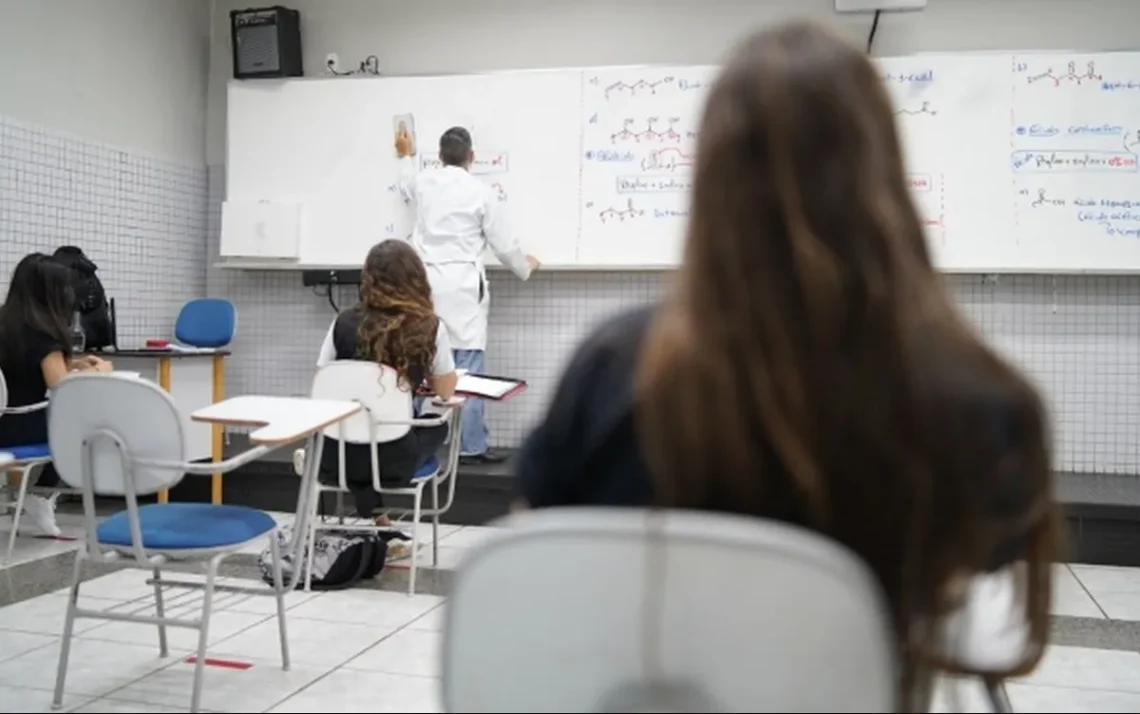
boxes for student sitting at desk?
[312,240,457,526]
[514,22,1060,710]
[0,253,112,536]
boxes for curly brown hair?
[355,240,438,388]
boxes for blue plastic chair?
[0,367,56,563]
[47,374,293,713]
[175,298,236,348]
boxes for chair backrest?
[443,508,897,713]
[311,361,414,444]
[48,373,188,496]
[175,298,236,348]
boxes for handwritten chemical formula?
[597,198,644,223]
[895,101,937,117]
[419,152,509,175]
[640,147,694,172]
[1011,150,1137,173]
[616,175,692,194]
[1023,61,1102,87]
[610,117,682,144]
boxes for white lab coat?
[398,157,532,350]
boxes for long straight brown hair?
[636,21,1060,708]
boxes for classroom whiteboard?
[225,52,1140,272]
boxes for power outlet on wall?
[325,53,340,74]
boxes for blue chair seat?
[5,443,50,461]
[410,456,440,483]
[97,503,276,550]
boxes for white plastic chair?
[443,508,897,712]
[0,366,57,563]
[302,361,463,595]
[46,373,296,713]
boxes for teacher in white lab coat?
[395,125,540,464]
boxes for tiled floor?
[5,512,1140,711]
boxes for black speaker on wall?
[230,6,303,79]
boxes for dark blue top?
[515,306,1033,571]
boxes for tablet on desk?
[455,373,527,401]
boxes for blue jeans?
[453,349,489,456]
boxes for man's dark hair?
[439,127,473,167]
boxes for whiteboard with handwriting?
[225,52,1140,272]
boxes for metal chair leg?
[983,676,1011,713]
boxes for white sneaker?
[21,493,61,537]
[292,449,305,476]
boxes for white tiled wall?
[206,166,1140,474]
[0,115,208,343]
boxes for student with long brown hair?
[515,21,1060,709]
[313,239,457,523]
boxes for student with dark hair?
[395,125,540,465]
[307,240,457,529]
[514,22,1061,710]
[0,253,112,535]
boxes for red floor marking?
[184,656,253,670]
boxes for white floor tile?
[210,616,397,667]
[76,570,166,602]
[80,609,270,650]
[408,604,445,632]
[0,638,182,696]
[71,698,204,713]
[1070,565,1140,621]
[1085,593,1140,621]
[1070,565,1140,594]
[266,669,441,713]
[104,656,327,713]
[344,628,441,677]
[0,592,113,635]
[393,544,471,571]
[0,535,81,569]
[217,585,323,616]
[1052,565,1105,618]
[1021,645,1140,692]
[1007,683,1140,712]
[0,683,90,712]
[436,526,501,549]
[286,588,443,628]
[0,629,56,662]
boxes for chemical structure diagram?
[1029,188,1066,208]
[640,147,694,172]
[596,76,675,99]
[488,182,507,202]
[599,198,644,223]
[894,101,937,117]
[1125,130,1140,153]
[1027,61,1101,86]
[610,117,683,144]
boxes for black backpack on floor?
[258,525,407,590]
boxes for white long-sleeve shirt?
[398,156,532,349]
[398,157,532,276]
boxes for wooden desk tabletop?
[191,395,360,446]
[106,349,232,359]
